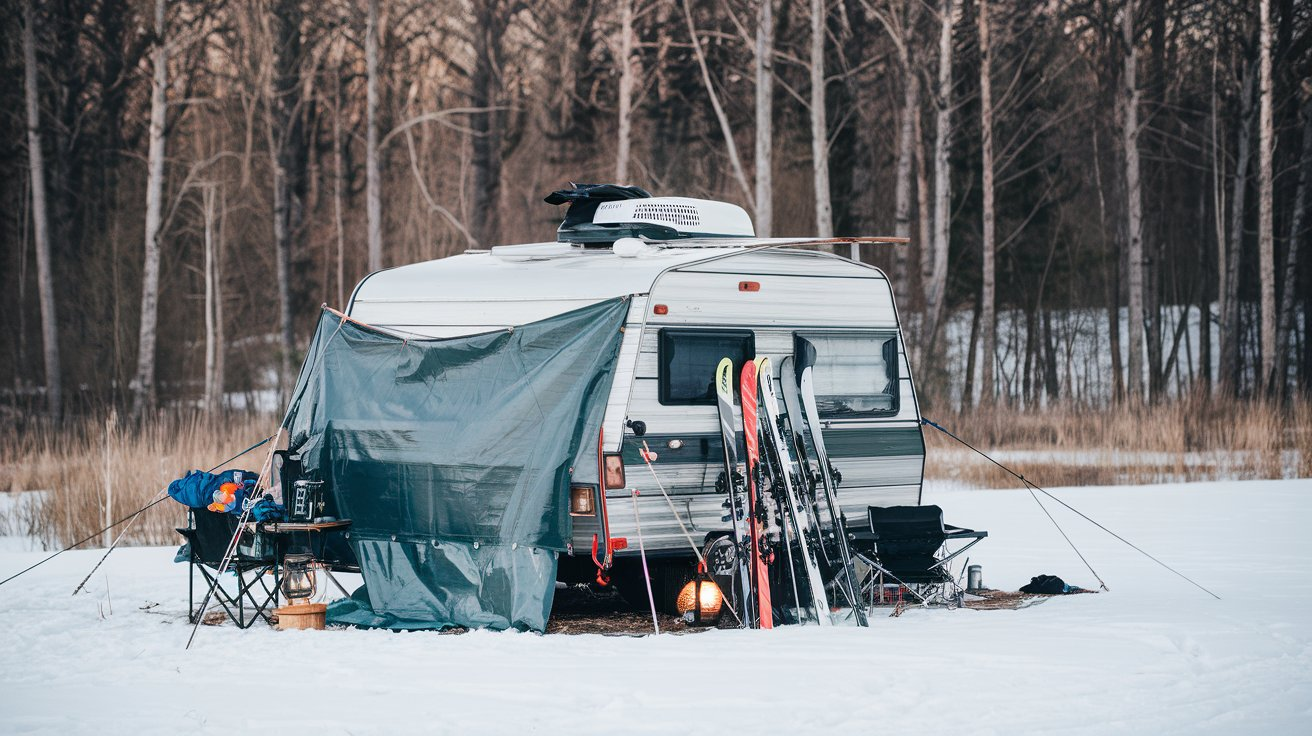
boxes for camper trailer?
[344,191,925,601]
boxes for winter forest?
[2,0,1310,422]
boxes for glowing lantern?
[676,573,723,625]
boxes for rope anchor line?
[921,417,1221,601]
[0,434,275,590]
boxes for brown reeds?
[924,392,1311,488]
[0,394,1307,549]
[0,411,277,549]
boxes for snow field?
[0,478,1309,734]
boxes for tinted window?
[796,332,899,417]
[659,329,755,405]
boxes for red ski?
[739,359,773,629]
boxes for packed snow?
[1,478,1309,734]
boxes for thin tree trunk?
[1199,186,1212,389]
[616,0,634,184]
[810,0,832,239]
[1257,0,1276,392]
[1209,56,1225,393]
[132,0,168,417]
[682,0,754,210]
[469,12,504,247]
[272,0,305,396]
[978,0,995,406]
[1274,98,1311,393]
[1043,309,1060,401]
[22,0,61,420]
[963,290,981,406]
[1121,0,1145,401]
[215,186,226,413]
[1222,65,1255,394]
[203,183,217,413]
[892,0,920,311]
[333,77,346,307]
[923,0,954,351]
[915,105,931,305]
[366,0,382,271]
[1094,127,1123,400]
[754,0,774,236]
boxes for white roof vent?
[592,197,753,238]
[546,183,756,245]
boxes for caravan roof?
[347,237,904,337]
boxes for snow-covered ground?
[1,478,1310,734]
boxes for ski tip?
[716,358,734,397]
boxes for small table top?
[253,519,353,534]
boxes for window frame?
[657,328,756,406]
[794,330,901,419]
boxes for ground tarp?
[283,297,629,631]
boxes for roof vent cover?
[545,183,754,245]
[629,202,701,228]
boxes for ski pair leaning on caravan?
[712,343,869,629]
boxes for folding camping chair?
[849,505,987,610]
[176,509,280,628]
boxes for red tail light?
[603,454,626,489]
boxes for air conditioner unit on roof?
[544,183,755,245]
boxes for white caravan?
[345,193,925,596]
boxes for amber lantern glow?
[676,576,723,625]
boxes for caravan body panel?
[346,241,925,558]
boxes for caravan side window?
[659,329,755,405]
[795,332,899,418]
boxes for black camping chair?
[849,505,987,610]
[176,509,280,628]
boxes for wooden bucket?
[275,602,327,631]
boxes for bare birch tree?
[22,0,61,420]
[1220,63,1254,393]
[754,0,774,236]
[1120,0,1145,401]
[616,0,635,183]
[202,182,219,413]
[883,0,920,310]
[1274,95,1310,393]
[922,0,955,350]
[810,0,832,239]
[978,0,995,405]
[367,0,383,272]
[131,0,169,417]
[270,0,307,395]
[1257,0,1275,392]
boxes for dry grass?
[0,411,278,549]
[925,392,1311,488]
[1,393,1307,550]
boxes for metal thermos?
[967,564,983,591]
